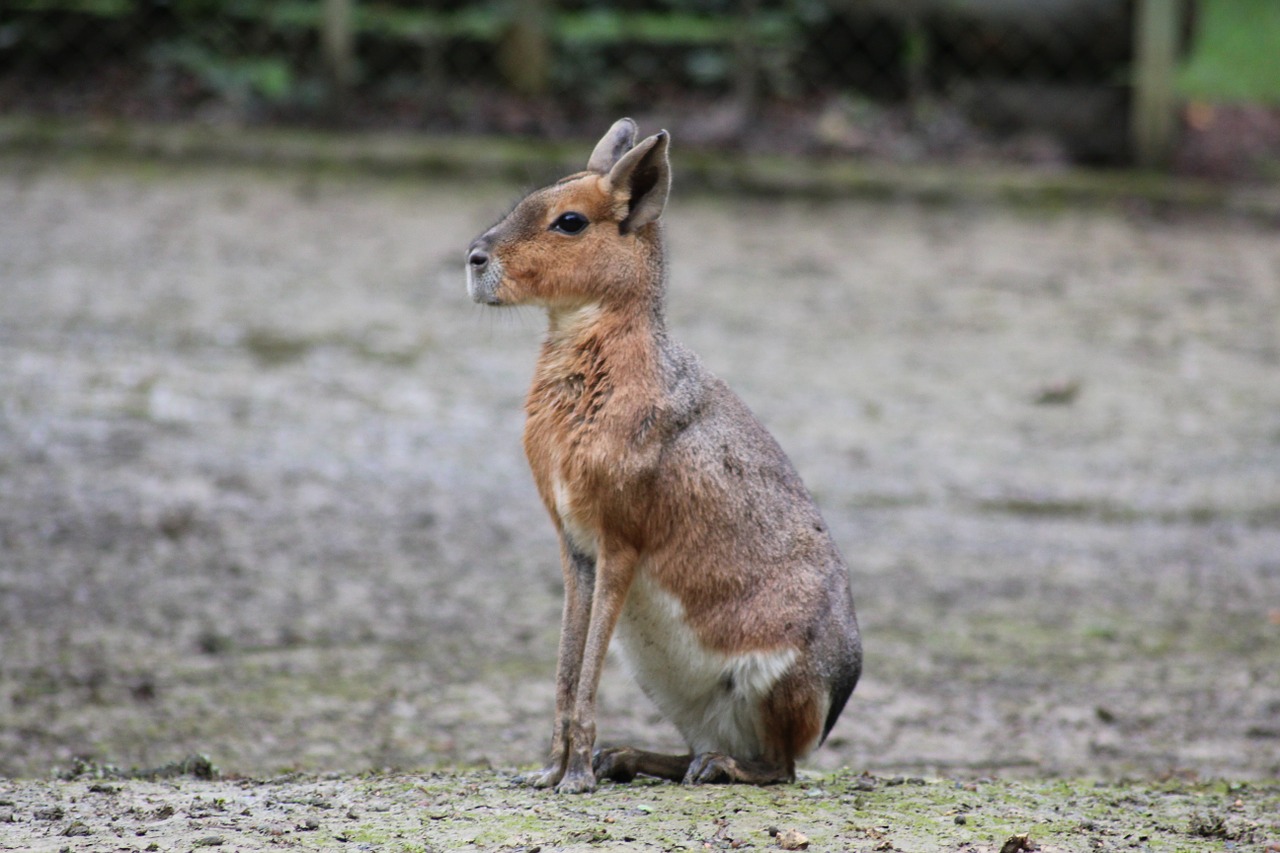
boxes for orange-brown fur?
[466,119,861,793]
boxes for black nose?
[468,247,489,269]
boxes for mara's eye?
[550,212,589,235]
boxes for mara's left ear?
[587,117,638,173]
[607,130,671,235]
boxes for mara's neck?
[532,296,671,411]
[543,297,664,362]
[537,230,669,389]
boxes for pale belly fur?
[614,570,801,759]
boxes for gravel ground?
[1,149,1278,812]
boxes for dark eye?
[550,212,589,235]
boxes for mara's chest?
[522,391,606,559]
[522,370,658,558]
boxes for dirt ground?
[1,149,1278,820]
[1,768,1277,852]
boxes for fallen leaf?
[999,833,1035,853]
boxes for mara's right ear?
[587,118,639,173]
[607,130,671,235]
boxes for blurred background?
[2,0,1278,178]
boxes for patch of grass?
[1177,0,1280,103]
[242,327,313,367]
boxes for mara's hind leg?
[593,747,692,783]
[687,664,836,785]
[594,660,833,788]
[677,665,824,786]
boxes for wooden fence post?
[732,0,761,123]
[1132,0,1182,168]
[324,0,357,106]
[498,0,552,98]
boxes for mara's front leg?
[555,545,639,794]
[527,541,594,789]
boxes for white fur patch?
[548,302,603,345]
[553,474,598,558]
[466,253,504,305]
[614,571,799,758]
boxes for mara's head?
[466,118,671,311]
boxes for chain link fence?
[0,1,1219,168]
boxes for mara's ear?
[607,130,671,235]
[587,117,638,173]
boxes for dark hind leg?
[595,661,828,787]
[593,747,692,783]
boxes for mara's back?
[614,337,862,758]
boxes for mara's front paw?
[554,767,597,794]
[523,762,564,789]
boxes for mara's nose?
[467,246,489,270]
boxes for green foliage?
[216,1,504,40]
[1177,0,1280,103]
[7,0,131,13]
[149,40,296,104]
[7,1,798,104]
[20,0,1280,114]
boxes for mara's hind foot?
[684,752,794,786]
[592,747,793,786]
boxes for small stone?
[849,775,877,792]
[777,828,809,850]
[954,815,968,825]
[193,836,225,847]
[62,821,92,837]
